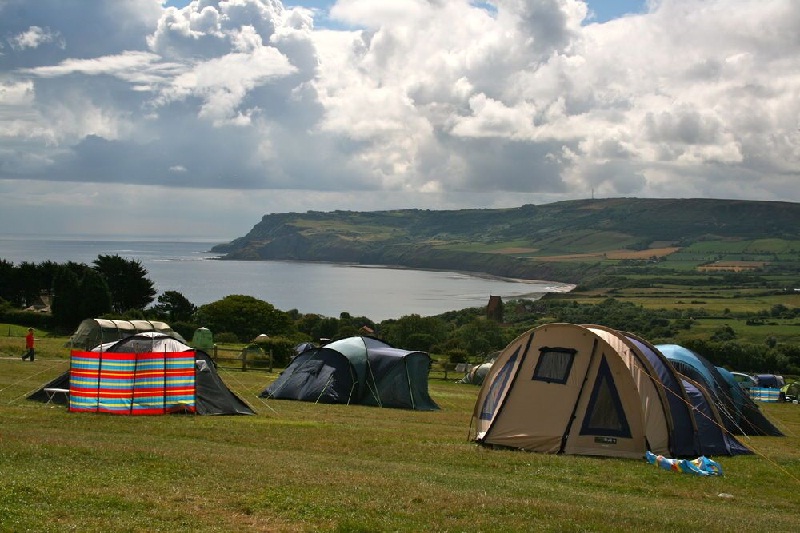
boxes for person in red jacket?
[22,328,35,361]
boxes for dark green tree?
[382,314,448,351]
[93,255,156,313]
[336,312,366,338]
[196,295,295,343]
[0,259,19,305]
[770,304,789,317]
[297,313,323,337]
[766,336,778,349]
[51,266,82,329]
[315,317,340,341]
[17,261,40,308]
[78,268,112,319]
[152,290,196,322]
[297,313,341,342]
[711,325,736,342]
[453,318,506,357]
[37,260,62,299]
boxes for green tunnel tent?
[67,318,186,350]
[261,336,439,410]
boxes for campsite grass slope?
[2,352,799,532]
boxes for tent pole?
[130,351,138,415]
[315,375,335,404]
[95,346,103,413]
[364,352,381,407]
[404,360,415,409]
[67,348,73,411]
[162,344,167,415]
[191,349,197,414]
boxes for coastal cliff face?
[212,198,800,283]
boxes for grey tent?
[29,332,254,416]
[457,362,493,385]
[68,318,186,350]
[754,374,784,388]
[261,336,439,410]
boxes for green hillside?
[213,198,800,286]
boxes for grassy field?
[1,332,799,532]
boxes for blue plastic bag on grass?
[645,451,723,476]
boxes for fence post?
[213,344,218,362]
[443,362,448,381]
[269,349,273,373]
[242,349,247,372]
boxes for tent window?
[479,347,520,420]
[532,347,576,384]
[579,355,632,438]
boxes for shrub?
[241,345,268,368]
[0,309,51,330]
[215,331,239,344]
[446,349,470,364]
[171,320,199,342]
[254,336,297,368]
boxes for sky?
[1,1,798,240]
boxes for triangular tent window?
[479,346,520,421]
[579,355,632,438]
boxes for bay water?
[0,235,573,322]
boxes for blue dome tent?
[656,344,783,437]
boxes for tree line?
[2,256,798,375]
[1,255,158,329]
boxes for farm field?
[2,347,799,532]
[556,285,800,315]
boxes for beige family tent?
[470,323,751,459]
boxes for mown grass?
[2,343,799,532]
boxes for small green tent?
[191,327,214,353]
[782,381,800,402]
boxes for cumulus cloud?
[9,26,64,51]
[0,0,799,238]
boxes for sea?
[0,235,573,322]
